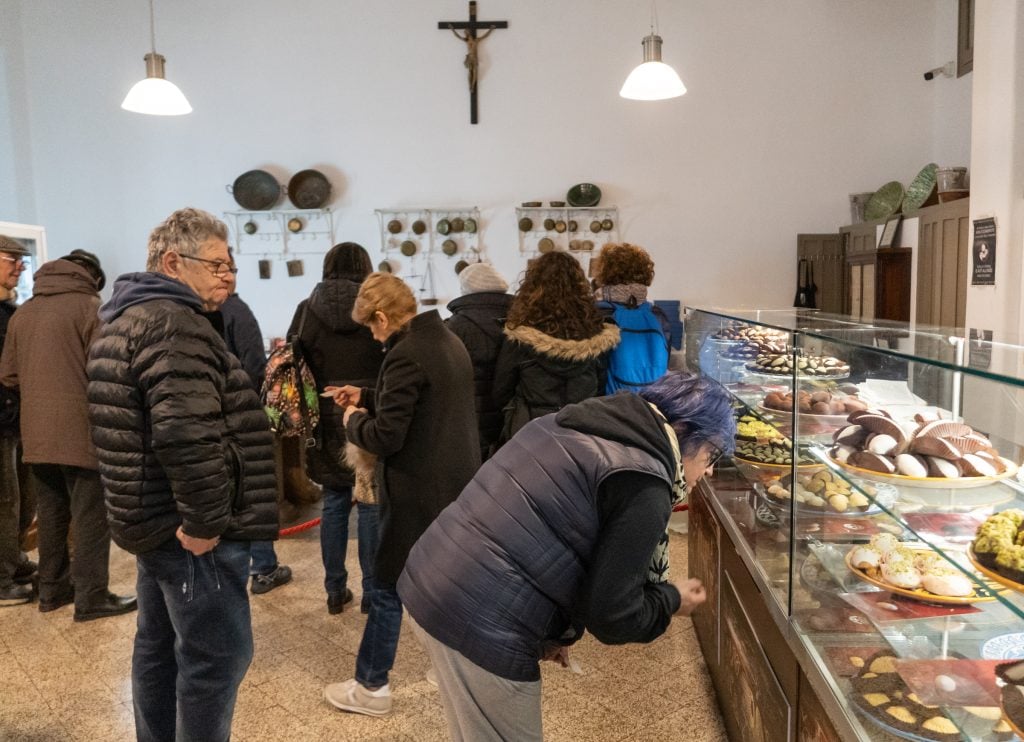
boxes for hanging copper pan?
[287,169,332,209]
[228,169,282,210]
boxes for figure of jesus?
[450,24,495,90]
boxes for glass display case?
[686,307,1024,742]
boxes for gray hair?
[146,208,228,272]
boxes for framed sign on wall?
[0,221,48,305]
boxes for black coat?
[87,272,278,554]
[346,310,480,583]
[492,323,620,444]
[444,291,512,460]
[288,278,384,489]
[0,301,18,434]
[221,294,267,390]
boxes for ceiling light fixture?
[619,3,686,101]
[121,0,192,116]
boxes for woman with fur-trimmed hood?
[493,252,620,445]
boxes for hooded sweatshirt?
[87,271,278,553]
[0,259,101,468]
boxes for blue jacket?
[398,392,678,681]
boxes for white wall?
[0,0,35,221]
[4,0,966,337]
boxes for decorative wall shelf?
[224,208,336,255]
[375,207,483,304]
[515,205,620,276]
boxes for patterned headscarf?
[647,403,686,584]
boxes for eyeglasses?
[704,441,724,469]
[179,254,238,277]
[0,254,25,268]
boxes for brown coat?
[0,259,101,469]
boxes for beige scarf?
[647,403,686,584]
[344,441,379,505]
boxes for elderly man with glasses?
[0,236,36,606]
[86,208,278,742]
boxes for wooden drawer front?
[688,486,720,672]
[797,672,842,742]
[720,570,793,742]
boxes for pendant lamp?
[121,0,192,116]
[619,4,686,101]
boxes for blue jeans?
[249,540,278,576]
[320,487,379,600]
[132,538,253,742]
[355,580,403,688]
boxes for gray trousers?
[412,619,543,742]
[0,434,34,585]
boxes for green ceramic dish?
[901,163,938,213]
[436,219,451,235]
[464,218,477,234]
[567,182,601,208]
[865,181,904,221]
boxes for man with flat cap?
[0,248,136,621]
[0,236,35,605]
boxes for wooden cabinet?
[915,199,970,329]
[874,248,912,322]
[797,234,844,314]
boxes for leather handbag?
[794,259,818,309]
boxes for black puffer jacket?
[288,277,383,490]
[445,291,512,460]
[87,272,278,554]
[492,323,620,444]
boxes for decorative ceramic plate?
[901,163,938,213]
[968,548,1024,594]
[865,181,905,221]
[982,633,1024,660]
[830,457,1019,490]
[745,367,850,382]
[567,182,601,208]
[845,550,996,605]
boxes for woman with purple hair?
[397,372,736,741]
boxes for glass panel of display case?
[686,307,1024,741]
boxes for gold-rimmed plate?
[968,547,1024,594]
[845,549,998,605]
[830,456,1019,490]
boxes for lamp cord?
[148,0,156,53]
[650,0,658,35]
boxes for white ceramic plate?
[982,632,1024,660]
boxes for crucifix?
[438,1,508,124]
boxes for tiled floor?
[1,524,725,741]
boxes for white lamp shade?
[619,61,686,100]
[121,77,192,116]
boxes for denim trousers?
[355,580,403,688]
[0,434,33,585]
[249,541,278,576]
[31,463,111,607]
[132,537,253,742]
[320,486,379,600]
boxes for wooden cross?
[438,1,508,124]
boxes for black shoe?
[39,588,74,613]
[13,558,38,585]
[327,588,354,615]
[73,592,137,622]
[251,565,293,595]
[0,582,34,607]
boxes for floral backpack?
[261,306,320,444]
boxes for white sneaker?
[425,666,438,688]
[324,679,393,717]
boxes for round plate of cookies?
[745,351,850,380]
[969,510,1024,593]
[759,469,884,516]
[757,388,867,427]
[829,412,1019,490]
[846,534,998,605]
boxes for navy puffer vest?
[398,412,671,682]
